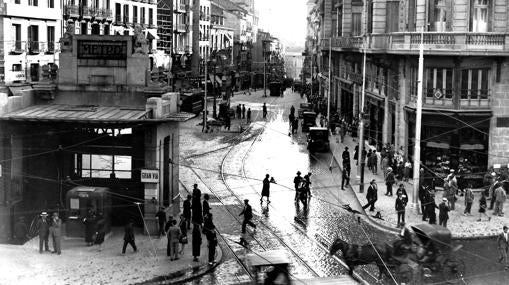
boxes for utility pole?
[327,38,332,127]
[263,52,267,97]
[412,26,425,206]
[203,49,208,132]
[191,0,200,76]
[358,1,368,193]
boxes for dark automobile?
[302,111,317,132]
[269,81,283,96]
[298,103,314,118]
[307,127,330,152]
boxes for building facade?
[316,0,509,186]
[1,0,62,84]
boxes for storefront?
[339,81,354,124]
[366,95,384,149]
[410,111,490,188]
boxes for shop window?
[460,68,489,100]
[351,13,362,36]
[76,154,132,179]
[425,67,453,99]
[471,0,490,32]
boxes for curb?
[329,132,498,241]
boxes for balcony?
[410,88,490,110]
[27,41,41,54]
[46,42,57,54]
[322,32,509,56]
[10,41,25,54]
[64,5,79,19]
[175,24,187,33]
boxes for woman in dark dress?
[192,224,202,262]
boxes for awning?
[0,104,194,124]
[146,30,159,40]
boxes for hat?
[244,199,249,203]
[297,171,301,175]
[442,198,448,202]
[40,212,48,216]
[450,169,455,173]
[371,179,376,183]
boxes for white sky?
[256,0,307,48]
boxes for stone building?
[315,0,509,186]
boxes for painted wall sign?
[77,40,128,60]
[141,169,159,183]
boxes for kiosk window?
[76,154,132,179]
[70,198,79,209]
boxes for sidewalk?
[0,227,222,285]
[329,132,509,239]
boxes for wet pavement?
[178,89,509,285]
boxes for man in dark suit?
[37,212,50,253]
[49,212,62,254]
[362,179,378,212]
[239,199,256,234]
[497,226,509,268]
[122,220,137,254]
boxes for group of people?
[154,184,218,265]
[293,171,312,209]
[36,211,63,254]
[235,104,252,124]
[83,210,106,250]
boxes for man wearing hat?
[36,212,50,253]
[385,167,395,196]
[49,212,62,254]
[496,225,509,268]
[239,199,256,234]
[362,179,378,212]
[293,171,302,202]
[439,198,450,228]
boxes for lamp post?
[358,1,368,193]
[412,25,425,207]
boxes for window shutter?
[446,0,453,31]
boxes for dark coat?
[183,199,192,218]
[342,150,350,161]
[366,184,378,202]
[439,202,450,220]
[83,214,96,243]
[262,177,270,197]
[155,210,166,225]
[240,204,253,220]
[395,197,407,212]
[192,225,202,257]
[386,172,395,185]
[192,197,203,224]
[124,223,135,241]
[37,218,50,238]
[203,200,210,217]
[396,187,408,204]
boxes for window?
[29,0,38,6]
[336,6,343,36]
[149,8,153,25]
[106,0,110,10]
[15,0,20,4]
[12,64,22,71]
[425,67,453,99]
[352,13,361,36]
[91,24,100,35]
[367,0,373,33]
[81,22,88,35]
[461,68,489,99]
[471,0,489,32]
[133,6,138,23]
[47,26,55,51]
[141,7,145,24]
[123,5,129,23]
[115,3,121,22]
[429,0,450,31]
[410,66,418,97]
[48,0,54,8]
[76,154,132,179]
[27,25,39,46]
[385,1,399,33]
[104,24,110,35]
[12,24,21,48]
[408,0,416,31]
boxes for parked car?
[298,103,314,118]
[307,127,330,153]
[302,111,317,132]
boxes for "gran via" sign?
[141,169,159,183]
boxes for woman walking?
[477,192,491,222]
[192,223,202,262]
[178,215,188,254]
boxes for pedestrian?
[167,220,181,261]
[381,156,389,179]
[489,179,498,210]
[262,103,267,119]
[239,199,256,234]
[292,118,299,135]
[236,104,241,119]
[426,192,438,225]
[303,172,312,199]
[370,151,378,175]
[354,145,359,166]
[396,184,408,204]
[362,179,378,212]
[178,215,188,254]
[192,223,202,262]
[183,194,192,229]
[419,185,429,221]
[94,218,106,252]
[395,194,407,228]
[477,191,490,222]
[293,171,302,202]
[261,174,272,204]
[49,212,62,255]
[203,194,211,218]
[247,108,251,123]
[122,219,137,254]
[290,105,295,116]
[448,169,459,196]
[341,168,350,190]
[224,114,231,131]
[385,167,395,196]
[404,160,412,182]
[36,212,50,253]
[438,198,450,228]
[155,207,167,238]
[340,123,346,143]
[367,150,373,172]
[206,227,218,265]
[83,210,96,246]
[203,212,216,236]
[493,182,507,217]
[192,185,203,226]
[497,226,509,268]
[289,112,295,128]
[464,186,474,216]
[442,178,455,211]
[242,104,246,119]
